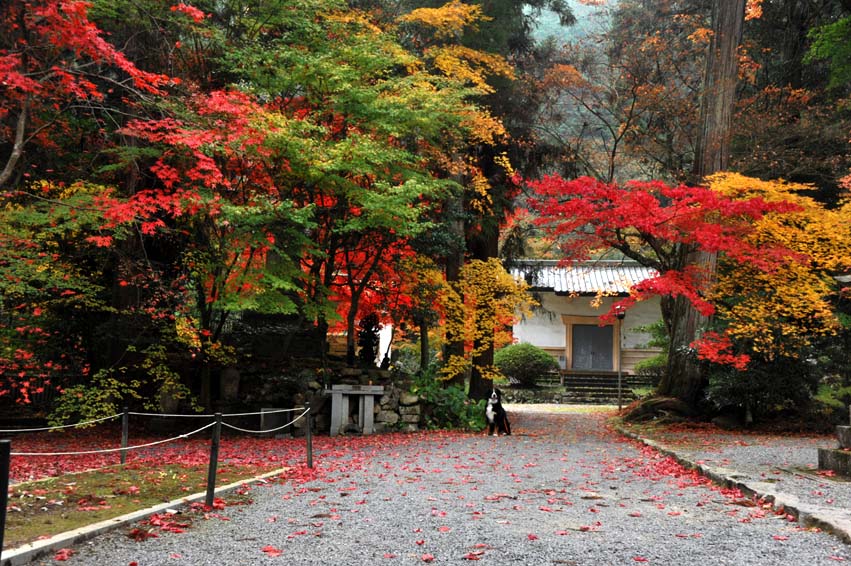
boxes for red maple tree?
[526,174,800,378]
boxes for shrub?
[634,355,666,387]
[494,343,559,387]
[633,319,668,387]
[411,372,485,431]
[705,353,820,423]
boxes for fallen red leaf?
[54,548,75,561]
[422,554,435,562]
[262,545,283,557]
[127,528,157,541]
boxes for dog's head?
[488,388,502,405]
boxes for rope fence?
[0,413,121,434]
[126,407,305,419]
[221,408,310,435]
[0,403,315,562]
[9,421,218,457]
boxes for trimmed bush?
[494,343,559,387]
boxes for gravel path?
[620,418,851,532]
[36,405,851,565]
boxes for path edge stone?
[616,424,851,545]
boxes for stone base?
[837,426,851,449]
[818,448,851,476]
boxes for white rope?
[221,409,309,434]
[10,421,217,457]
[222,407,304,417]
[0,413,121,433]
[127,411,215,418]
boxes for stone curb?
[0,467,290,566]
[616,425,851,545]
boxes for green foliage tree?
[2,0,512,415]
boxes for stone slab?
[818,447,851,477]
[837,426,851,449]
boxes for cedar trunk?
[692,0,746,180]
[658,296,706,407]
[443,206,466,388]
[657,0,745,408]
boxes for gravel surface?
[624,420,851,517]
[35,405,851,565]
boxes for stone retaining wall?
[288,372,421,436]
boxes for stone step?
[541,374,654,386]
[563,376,653,385]
[561,393,636,405]
[563,386,638,395]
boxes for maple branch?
[74,65,161,103]
[13,190,103,212]
[529,122,603,179]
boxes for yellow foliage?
[395,1,513,150]
[398,0,489,40]
[708,172,851,357]
[328,10,384,34]
[440,258,536,382]
[460,108,507,145]
[467,168,492,215]
[427,45,515,95]
[494,152,514,178]
[174,313,202,348]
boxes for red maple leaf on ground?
[262,545,283,557]
[54,548,75,561]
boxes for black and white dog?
[485,388,511,436]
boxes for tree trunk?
[692,0,746,179]
[658,296,706,406]
[418,317,430,373]
[468,337,494,401]
[199,354,212,411]
[657,0,745,409]
[466,221,501,402]
[443,202,466,388]
[346,307,357,367]
[0,99,28,188]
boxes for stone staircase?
[559,372,655,405]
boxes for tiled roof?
[510,260,657,295]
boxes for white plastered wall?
[513,293,663,373]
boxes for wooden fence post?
[0,440,10,562]
[205,414,222,507]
